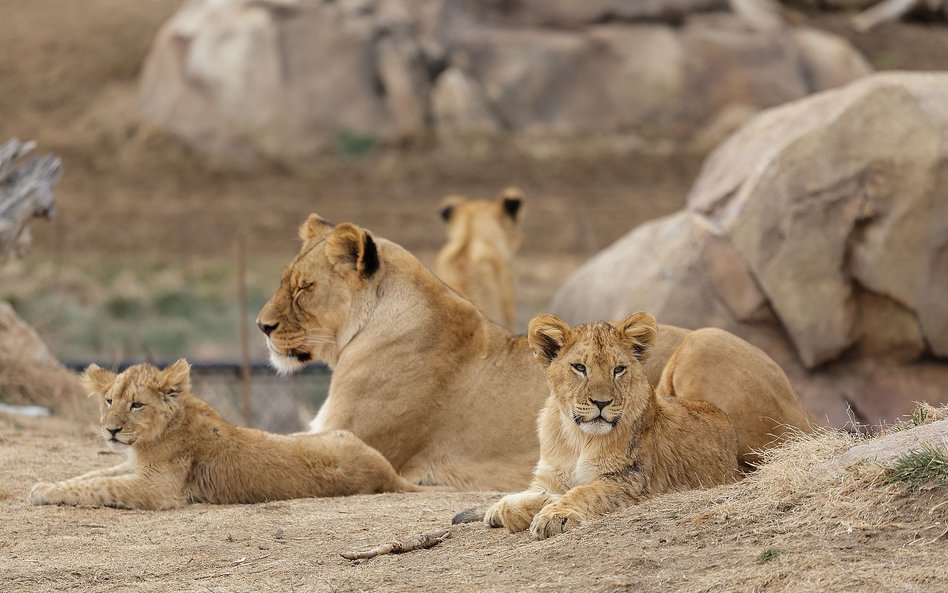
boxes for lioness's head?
[81,360,191,450]
[256,214,380,374]
[528,312,657,436]
[438,187,524,252]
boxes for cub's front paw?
[483,493,540,533]
[529,505,583,540]
[28,482,64,506]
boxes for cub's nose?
[107,427,122,438]
[257,320,279,336]
[590,399,612,411]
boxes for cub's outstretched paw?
[529,506,583,540]
[28,482,63,506]
[484,492,547,533]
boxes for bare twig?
[852,0,919,32]
[340,529,450,561]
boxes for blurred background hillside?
[1,0,946,431]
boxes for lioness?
[434,187,524,330]
[257,214,813,491]
[484,313,739,539]
[28,360,421,510]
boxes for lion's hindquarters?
[657,328,813,464]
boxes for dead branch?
[340,529,450,561]
[852,0,922,32]
[0,138,62,264]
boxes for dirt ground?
[3,414,947,593]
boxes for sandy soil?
[3,413,947,593]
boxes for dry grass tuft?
[884,402,948,434]
[685,418,948,538]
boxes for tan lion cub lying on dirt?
[485,312,739,539]
[28,360,421,510]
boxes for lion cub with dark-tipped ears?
[28,360,422,510]
[485,312,739,539]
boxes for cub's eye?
[570,363,587,376]
[613,365,627,377]
[130,402,144,410]
[105,399,112,406]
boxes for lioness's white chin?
[578,420,616,435]
[269,351,306,376]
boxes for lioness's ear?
[617,311,657,361]
[81,364,116,397]
[528,314,571,367]
[298,213,335,242]
[157,359,191,398]
[438,195,465,223]
[326,223,380,279]
[498,187,524,221]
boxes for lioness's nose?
[590,399,612,411]
[107,427,122,437]
[257,320,279,336]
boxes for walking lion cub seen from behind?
[434,187,524,330]
[485,312,739,539]
[28,360,421,510]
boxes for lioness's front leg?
[484,490,558,533]
[29,469,186,510]
[529,478,645,540]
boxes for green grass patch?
[335,130,376,156]
[885,447,948,489]
[756,547,785,564]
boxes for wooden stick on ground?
[340,529,451,561]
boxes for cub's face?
[256,215,380,374]
[529,313,657,436]
[81,360,191,450]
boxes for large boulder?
[139,0,430,161]
[552,72,948,428]
[137,0,871,161]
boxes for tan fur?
[434,187,524,330]
[485,313,739,538]
[256,214,814,492]
[28,360,420,510]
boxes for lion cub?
[434,187,524,330]
[485,312,738,539]
[29,360,421,510]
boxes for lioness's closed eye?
[484,312,739,539]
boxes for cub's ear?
[528,314,572,367]
[617,311,657,361]
[298,213,335,242]
[326,223,380,279]
[498,187,524,221]
[81,364,116,397]
[157,359,191,398]
[438,195,465,223]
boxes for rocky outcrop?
[137,0,871,161]
[551,73,948,428]
[0,301,91,419]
